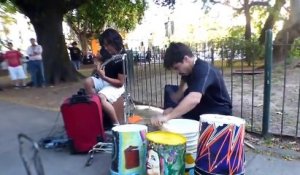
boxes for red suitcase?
[60,91,106,153]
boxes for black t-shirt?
[68,47,81,61]
[181,59,232,120]
[104,58,123,79]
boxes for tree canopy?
[0,1,17,49]
[65,0,146,52]
[0,0,147,84]
[0,0,90,84]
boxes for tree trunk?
[273,23,300,62]
[78,32,89,56]
[244,4,251,41]
[244,1,252,66]
[259,0,286,45]
[273,0,300,62]
[30,9,78,84]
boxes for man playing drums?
[151,42,232,126]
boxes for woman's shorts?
[91,76,125,103]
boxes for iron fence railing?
[126,34,300,138]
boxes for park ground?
[0,63,300,175]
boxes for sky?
[125,0,242,49]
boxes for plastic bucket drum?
[195,114,245,175]
[146,131,186,175]
[111,124,148,175]
[162,119,200,172]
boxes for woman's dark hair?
[100,47,111,61]
[163,42,193,69]
[99,28,124,53]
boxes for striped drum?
[195,114,245,175]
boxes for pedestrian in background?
[3,42,27,89]
[26,38,45,87]
[0,52,4,91]
[68,41,82,70]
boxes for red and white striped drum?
[195,114,245,175]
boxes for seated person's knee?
[98,93,107,102]
[84,77,96,94]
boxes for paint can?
[146,131,186,175]
[111,124,148,175]
[162,119,200,174]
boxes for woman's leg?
[84,77,97,94]
[98,93,119,125]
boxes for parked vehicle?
[82,54,94,65]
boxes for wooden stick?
[245,141,256,150]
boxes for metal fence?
[125,31,300,138]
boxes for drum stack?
[108,114,245,175]
[162,119,200,174]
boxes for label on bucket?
[146,131,186,175]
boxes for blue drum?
[195,114,245,175]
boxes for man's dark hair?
[99,28,124,53]
[7,42,12,45]
[163,42,193,69]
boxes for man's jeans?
[28,60,45,87]
[71,60,80,70]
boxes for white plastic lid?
[112,124,147,132]
[200,114,245,127]
[162,119,200,134]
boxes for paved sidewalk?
[0,100,299,175]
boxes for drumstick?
[245,141,256,150]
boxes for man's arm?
[171,79,187,103]
[166,91,202,120]
[26,47,32,56]
[151,91,202,126]
[35,45,43,55]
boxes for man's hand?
[151,115,169,127]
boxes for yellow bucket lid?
[146,131,186,145]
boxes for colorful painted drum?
[162,119,200,174]
[146,131,186,175]
[111,124,148,175]
[195,114,245,175]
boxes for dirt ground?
[227,64,300,137]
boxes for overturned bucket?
[162,119,200,174]
[146,131,186,175]
[111,124,148,175]
[195,114,245,175]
